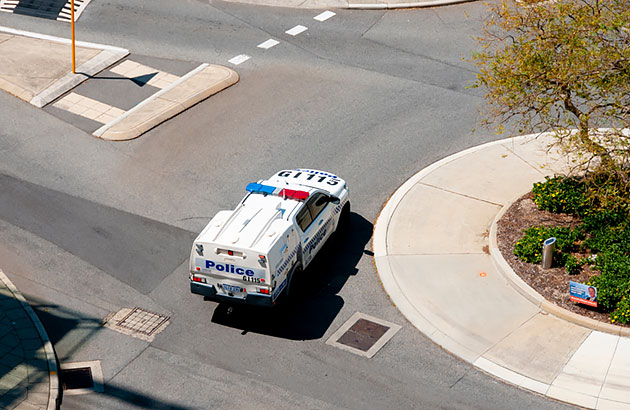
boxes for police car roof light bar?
[279,189,309,200]
[246,183,276,195]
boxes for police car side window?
[307,193,328,220]
[296,205,313,232]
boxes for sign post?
[71,0,75,73]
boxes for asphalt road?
[0,1,576,409]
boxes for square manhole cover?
[103,307,170,342]
[117,307,170,336]
[336,318,390,352]
[326,312,401,358]
[59,361,104,396]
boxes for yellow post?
[71,0,76,73]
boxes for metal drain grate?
[116,307,170,336]
[61,367,93,390]
[326,312,402,358]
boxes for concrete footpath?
[374,134,630,410]
[0,26,238,141]
[0,269,58,410]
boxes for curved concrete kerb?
[373,132,630,410]
[94,64,239,141]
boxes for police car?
[190,169,350,306]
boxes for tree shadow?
[4,295,198,410]
[211,212,373,340]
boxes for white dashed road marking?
[257,39,280,50]
[285,25,308,36]
[110,60,180,89]
[314,11,335,22]
[53,92,126,124]
[227,11,336,66]
[228,54,251,65]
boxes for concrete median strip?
[0,26,129,108]
[93,63,239,141]
[0,26,237,141]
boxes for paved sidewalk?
[0,26,238,141]
[0,269,59,410]
[374,134,630,410]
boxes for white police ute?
[190,169,350,306]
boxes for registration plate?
[222,284,242,294]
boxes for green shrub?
[593,250,630,279]
[581,210,628,233]
[611,293,630,325]
[564,255,582,275]
[514,226,582,265]
[587,275,625,312]
[532,176,588,215]
[523,173,630,322]
[585,171,630,216]
[583,223,630,254]
[588,251,630,311]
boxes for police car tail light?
[192,275,207,284]
[217,248,244,258]
[257,288,270,295]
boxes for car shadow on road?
[210,212,372,340]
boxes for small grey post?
[542,237,556,269]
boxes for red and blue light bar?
[246,183,310,201]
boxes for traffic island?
[0,26,129,108]
[92,64,238,141]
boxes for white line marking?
[0,26,128,53]
[228,54,251,65]
[285,25,307,36]
[314,11,335,21]
[257,39,279,50]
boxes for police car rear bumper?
[190,282,273,307]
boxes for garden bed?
[496,192,617,323]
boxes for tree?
[472,0,630,176]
